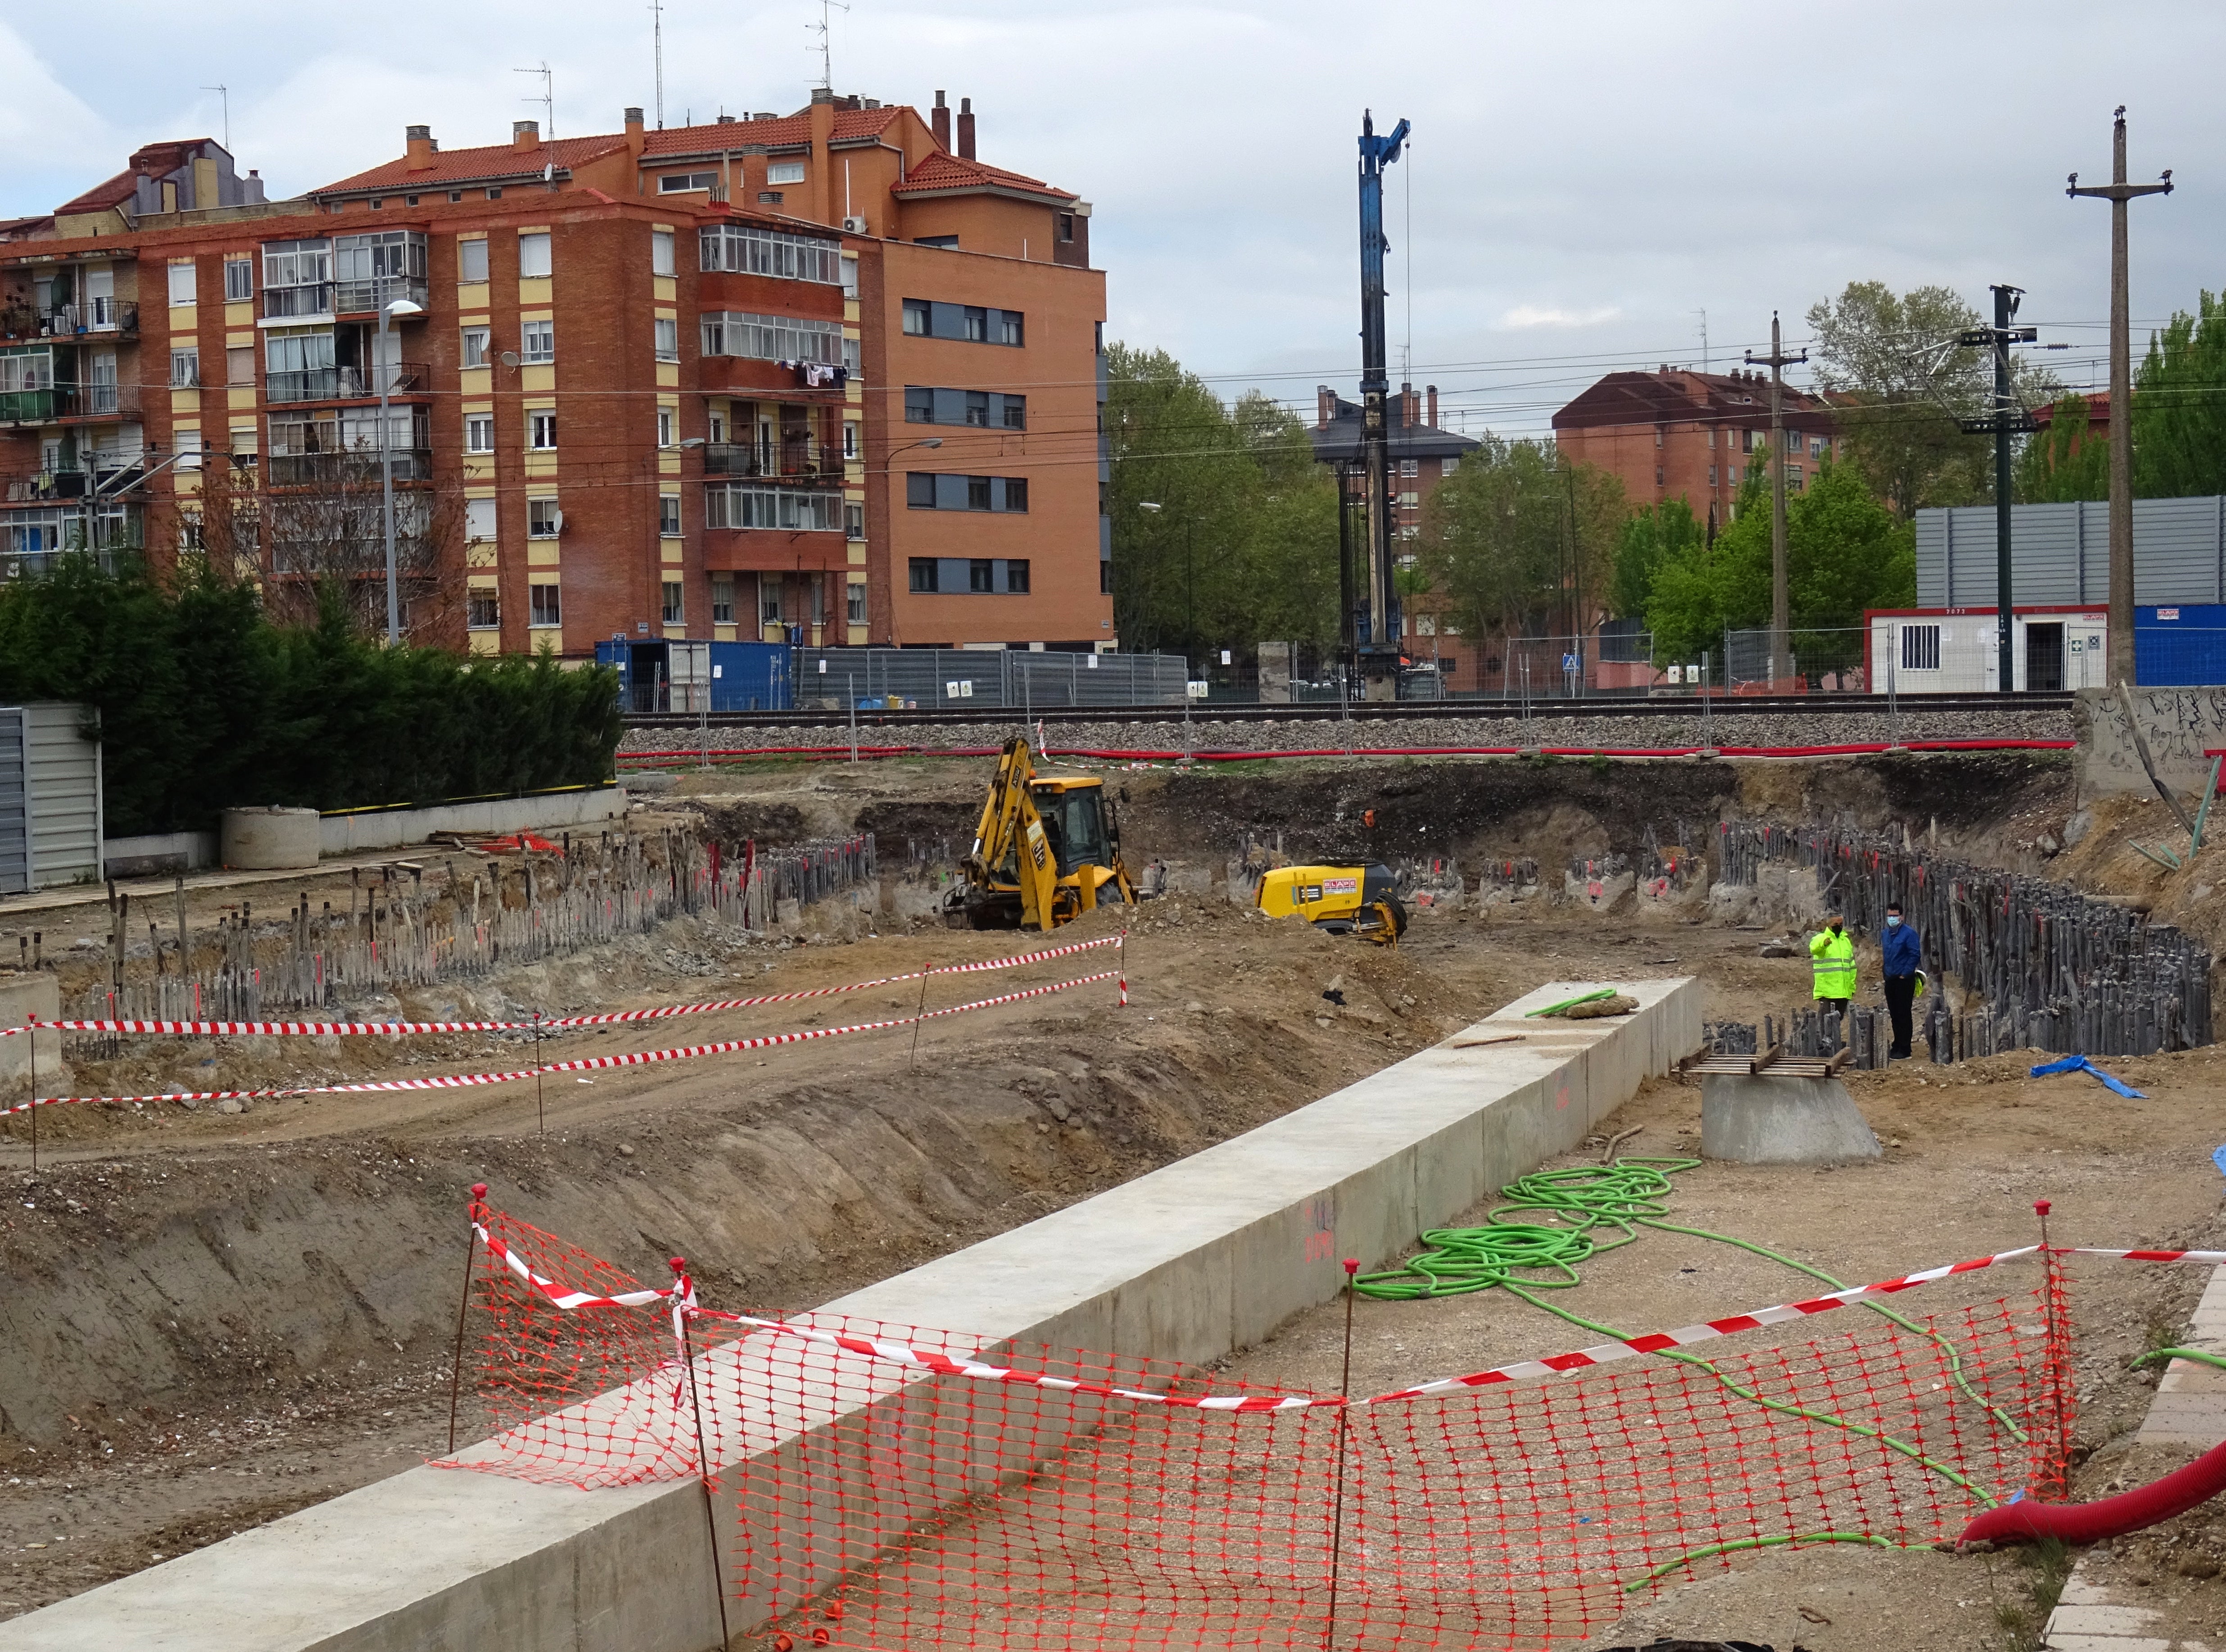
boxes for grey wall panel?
[1918,495,2226,611]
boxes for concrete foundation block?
[1564,869,1635,910]
[1701,1071,1882,1164]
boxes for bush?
[0,560,622,836]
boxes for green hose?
[1626,1530,1914,1590]
[2132,1346,2226,1372]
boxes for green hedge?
[0,559,622,837]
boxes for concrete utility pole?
[1746,312,1805,686]
[1957,289,2038,693]
[2070,107,2173,687]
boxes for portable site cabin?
[0,702,101,893]
[1864,607,2110,694]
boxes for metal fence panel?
[792,648,1186,709]
[1918,494,2226,608]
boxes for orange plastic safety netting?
[439,1200,2077,1649]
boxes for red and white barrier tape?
[475,1219,676,1311]
[0,970,1118,1114]
[7,934,1128,1040]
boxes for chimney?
[958,97,976,160]
[1317,385,1335,429]
[624,106,646,157]
[406,125,437,172]
[512,120,541,153]
[1426,385,1438,429]
[715,113,736,124]
[931,91,950,152]
[1400,381,1414,429]
[810,86,833,104]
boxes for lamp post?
[879,437,943,644]
[377,296,423,644]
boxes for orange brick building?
[0,90,1110,656]
[1552,367,1837,531]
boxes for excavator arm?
[960,736,1061,929]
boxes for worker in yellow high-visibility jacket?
[1809,910,1856,1011]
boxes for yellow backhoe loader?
[943,736,1136,930]
[1253,864,1407,944]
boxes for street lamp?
[378,296,423,645]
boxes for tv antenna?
[809,0,850,91]
[650,0,666,129]
[514,62,554,138]
[201,84,230,152]
[1693,309,1708,372]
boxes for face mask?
[1887,915,1902,928]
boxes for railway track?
[624,690,2074,733]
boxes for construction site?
[2,728,2225,1652]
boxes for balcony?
[264,362,429,406]
[4,455,146,502]
[266,446,434,486]
[700,442,845,483]
[0,300,140,343]
[0,382,141,426]
[334,274,430,317]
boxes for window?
[659,494,680,536]
[701,486,841,531]
[965,391,990,428]
[529,411,557,449]
[967,558,994,593]
[909,558,938,593]
[458,239,489,283]
[226,345,253,387]
[461,326,490,368]
[845,501,864,540]
[964,306,987,342]
[1005,559,1029,593]
[904,386,933,423]
[907,473,1027,511]
[914,235,959,251]
[168,262,197,306]
[520,319,554,362]
[759,575,781,624]
[1003,477,1028,512]
[711,576,734,625]
[697,225,842,284]
[1706,428,1716,448]
[529,583,561,627]
[902,299,929,336]
[759,190,785,204]
[1900,624,1941,671]
[468,590,499,629]
[652,231,674,276]
[906,472,936,508]
[486,186,502,200]
[1100,561,1113,594]
[847,581,866,624]
[1708,465,1717,486]
[658,172,717,194]
[175,430,203,471]
[657,408,675,448]
[1655,466,1665,486]
[707,412,725,444]
[466,414,494,454]
[968,475,993,511]
[517,233,552,278]
[1000,313,1023,346]
[1655,428,1664,448]
[842,421,858,461]
[1442,455,1459,474]
[170,347,200,388]
[1398,491,1420,509]
[905,386,1027,429]
[1057,212,1075,244]
[1002,396,1026,430]
[654,317,679,362]
[698,311,842,364]
[840,254,858,299]
[528,497,561,537]
[224,257,253,301]
[766,160,806,186]
[466,498,496,541]
[1401,459,1418,477]
[1811,435,1826,458]
[449,191,463,203]
[662,581,684,625]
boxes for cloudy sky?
[7,1,2218,437]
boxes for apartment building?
[1552,367,1836,528]
[0,90,1110,656]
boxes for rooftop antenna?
[650,0,665,128]
[514,62,554,138]
[1694,308,1708,372]
[809,0,850,91]
[201,85,230,153]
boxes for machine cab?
[1027,776,1120,875]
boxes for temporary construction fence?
[1715,819,2214,1057]
[794,647,1190,711]
[444,1194,2101,1652]
[59,829,878,1029]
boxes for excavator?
[1253,863,1407,944]
[942,736,1136,930]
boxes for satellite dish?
[499,350,521,368]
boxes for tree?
[1415,435,1624,642]
[1806,281,2056,518]
[1611,498,1705,618]
[1104,346,1339,659]
[2014,392,2111,503]
[2129,289,2226,498]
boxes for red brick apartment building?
[0,90,1110,656]
[1552,367,1836,529]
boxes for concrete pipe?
[221,805,321,870]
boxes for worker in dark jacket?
[1881,899,1922,1059]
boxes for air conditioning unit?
[841,215,869,235]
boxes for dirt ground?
[3,747,2216,1646]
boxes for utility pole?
[1746,312,1805,687]
[2070,107,2174,687]
[1957,289,2038,693]
[1354,110,1409,698]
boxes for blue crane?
[1351,110,1409,688]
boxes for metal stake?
[673,1260,735,1652]
[1323,1257,1361,1650]
[447,1182,487,1454]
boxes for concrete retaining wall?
[2075,685,2226,798]
[0,976,1698,1652]
[318,787,629,855]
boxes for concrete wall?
[2073,685,2226,798]
[102,830,218,878]
[318,786,629,855]
[0,977,1698,1652]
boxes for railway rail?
[624,690,2074,732]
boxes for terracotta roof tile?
[55,169,138,217]
[642,104,903,157]
[890,150,1074,201]
[314,134,630,196]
